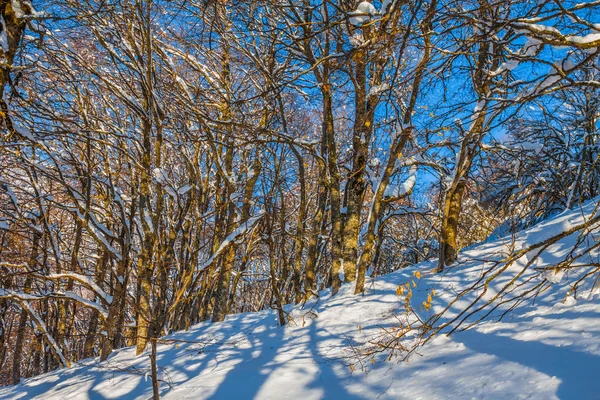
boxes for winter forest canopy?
[0,0,599,392]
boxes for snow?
[153,167,167,184]
[515,23,561,37]
[368,83,389,97]
[161,42,221,90]
[0,16,8,53]
[380,0,396,14]
[567,33,600,45]
[0,288,108,319]
[560,58,575,72]
[356,1,377,15]
[19,301,69,368]
[195,212,265,275]
[350,15,368,26]
[11,0,26,19]
[349,32,365,47]
[543,268,565,284]
[525,58,574,96]
[46,272,113,304]
[520,141,543,154]
[143,209,154,233]
[383,165,417,199]
[1,202,600,399]
[338,258,345,282]
[515,22,600,48]
[473,99,485,113]
[74,209,123,261]
[499,59,519,72]
[350,1,377,26]
[524,37,542,56]
[57,292,109,319]
[177,184,192,195]
[14,121,34,141]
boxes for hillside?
[1,202,599,400]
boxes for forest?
[0,0,599,393]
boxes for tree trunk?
[149,336,160,400]
[437,181,466,271]
[12,228,39,384]
[342,32,378,283]
[323,83,343,296]
[136,0,158,355]
[303,155,327,301]
[291,147,306,304]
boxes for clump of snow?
[177,184,192,195]
[543,268,565,284]
[14,122,34,141]
[516,22,600,49]
[153,167,167,184]
[473,99,485,113]
[493,59,519,75]
[559,58,575,72]
[349,1,377,26]
[383,165,417,199]
[11,0,26,19]
[349,32,365,47]
[519,141,543,154]
[523,37,542,56]
[380,0,396,14]
[368,83,390,97]
[567,33,600,45]
[0,16,8,52]
[0,219,9,230]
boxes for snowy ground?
[1,203,599,400]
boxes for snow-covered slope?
[2,202,600,400]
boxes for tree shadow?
[202,314,288,399]
[457,328,599,400]
[304,316,373,400]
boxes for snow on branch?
[196,211,265,275]
[44,272,113,304]
[20,300,70,368]
[383,165,418,200]
[73,208,123,262]
[513,22,600,49]
[349,1,378,26]
[0,288,109,319]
